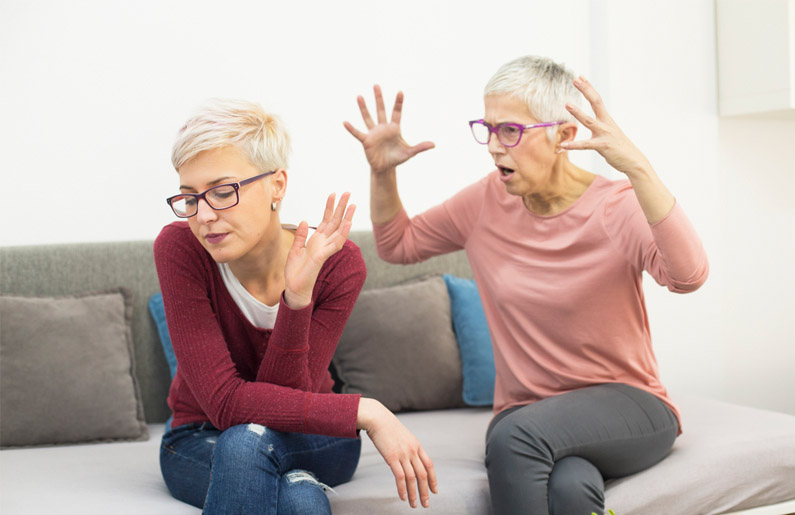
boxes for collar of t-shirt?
[217,226,315,330]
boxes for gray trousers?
[485,383,678,515]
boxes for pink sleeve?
[373,176,488,263]
[603,185,709,293]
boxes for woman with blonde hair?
[156,99,436,513]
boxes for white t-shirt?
[217,225,315,330]
[218,262,279,330]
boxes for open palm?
[283,192,355,309]
[344,85,435,175]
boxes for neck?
[228,224,294,301]
[522,157,595,215]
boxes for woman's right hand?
[357,398,438,508]
[344,85,435,175]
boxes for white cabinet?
[716,0,795,118]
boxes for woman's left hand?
[560,76,652,178]
[284,193,355,309]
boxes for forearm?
[624,162,676,224]
[370,168,403,224]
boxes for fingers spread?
[409,141,436,157]
[343,121,366,142]
[391,91,404,125]
[374,84,387,124]
[573,76,609,119]
[357,95,375,129]
[566,103,597,129]
[330,192,351,228]
[291,221,309,251]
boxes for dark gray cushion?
[333,276,465,412]
[0,289,148,448]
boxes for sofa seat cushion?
[1,397,793,514]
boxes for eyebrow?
[179,176,237,192]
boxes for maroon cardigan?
[154,222,364,438]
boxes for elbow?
[204,385,243,431]
[375,244,411,264]
[667,260,709,294]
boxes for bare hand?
[358,398,438,508]
[560,76,652,177]
[283,193,355,309]
[344,85,435,175]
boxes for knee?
[486,416,551,471]
[212,424,276,471]
[548,456,604,515]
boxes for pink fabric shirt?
[374,172,708,427]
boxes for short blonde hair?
[171,98,291,172]
[484,56,581,142]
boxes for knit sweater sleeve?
[603,183,709,293]
[154,223,360,438]
[372,175,488,264]
[255,241,367,390]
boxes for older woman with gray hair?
[155,99,437,513]
[345,55,708,514]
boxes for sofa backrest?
[0,232,472,423]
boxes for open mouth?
[498,166,515,177]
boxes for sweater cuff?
[304,392,362,439]
[268,293,314,352]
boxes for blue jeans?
[160,422,361,514]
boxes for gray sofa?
[1,233,794,515]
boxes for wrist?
[283,289,312,310]
[356,397,386,431]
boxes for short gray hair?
[171,98,291,172]
[484,56,581,141]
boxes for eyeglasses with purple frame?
[166,170,275,218]
[468,119,565,148]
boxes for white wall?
[2,0,793,414]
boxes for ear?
[270,168,288,202]
[557,122,578,145]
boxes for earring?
[271,201,278,211]
[555,147,565,154]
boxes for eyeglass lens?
[170,185,238,217]
[471,122,522,146]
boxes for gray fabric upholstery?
[334,275,465,412]
[0,233,469,424]
[2,233,794,514]
[0,289,148,447]
[1,241,169,423]
[2,396,794,514]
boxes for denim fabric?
[485,383,679,515]
[160,422,361,514]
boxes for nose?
[487,130,505,154]
[195,198,217,224]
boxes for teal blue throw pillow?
[442,274,495,406]
[148,293,177,379]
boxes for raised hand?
[344,85,435,175]
[561,76,675,223]
[283,193,355,309]
[358,398,438,508]
[560,76,652,177]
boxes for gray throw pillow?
[0,289,148,448]
[333,275,465,412]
